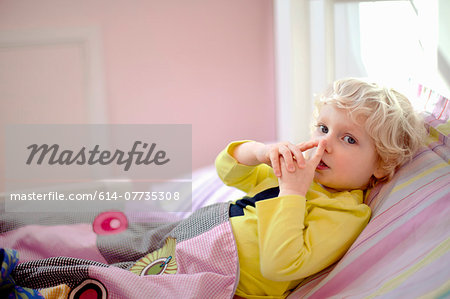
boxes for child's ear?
[373,162,389,179]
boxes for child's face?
[312,104,383,191]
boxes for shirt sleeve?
[215,140,277,194]
[256,193,371,281]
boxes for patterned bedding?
[1,202,238,298]
[1,94,449,298]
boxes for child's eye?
[344,136,356,144]
[318,125,328,134]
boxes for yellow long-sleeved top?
[216,141,371,299]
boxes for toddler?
[217,78,426,298]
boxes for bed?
[1,93,449,298]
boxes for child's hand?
[256,140,322,177]
[277,140,326,197]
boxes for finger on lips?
[312,140,326,163]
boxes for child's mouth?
[316,160,329,170]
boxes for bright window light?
[359,0,439,110]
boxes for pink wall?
[0,0,276,170]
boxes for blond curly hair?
[314,78,427,187]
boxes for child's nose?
[321,136,332,153]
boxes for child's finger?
[279,156,287,176]
[288,143,305,168]
[296,140,320,152]
[310,140,327,166]
[269,150,281,177]
[279,144,296,172]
